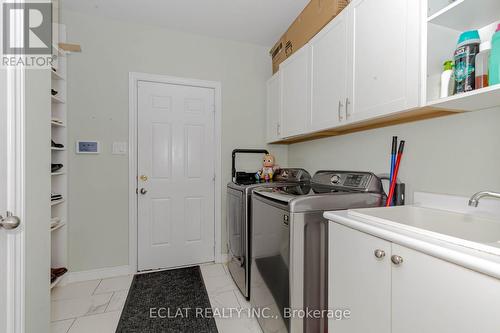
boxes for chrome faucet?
[468,191,500,207]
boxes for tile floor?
[50,263,263,333]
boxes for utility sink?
[348,205,500,256]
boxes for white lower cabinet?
[330,223,391,333]
[329,222,500,333]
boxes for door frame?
[1,2,26,331]
[128,72,222,273]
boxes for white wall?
[61,10,287,272]
[288,108,500,202]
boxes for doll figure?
[259,154,279,181]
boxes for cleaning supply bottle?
[475,43,490,89]
[489,24,500,86]
[454,30,481,93]
[440,60,454,98]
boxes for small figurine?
[258,154,280,182]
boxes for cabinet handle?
[374,249,386,259]
[391,255,404,266]
[345,97,350,119]
[338,100,344,121]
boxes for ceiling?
[62,0,309,46]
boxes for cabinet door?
[280,45,311,138]
[310,11,348,131]
[329,223,392,333]
[392,244,500,333]
[266,73,282,143]
[346,0,421,121]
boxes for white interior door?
[137,80,215,271]
[0,67,8,333]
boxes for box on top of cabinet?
[270,0,350,74]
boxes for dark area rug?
[116,266,218,333]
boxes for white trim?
[2,2,26,332]
[61,265,132,286]
[128,72,223,273]
[216,253,229,264]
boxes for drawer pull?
[374,249,386,259]
[391,255,404,266]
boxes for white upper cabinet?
[346,0,421,122]
[266,73,282,143]
[310,11,348,131]
[280,45,311,138]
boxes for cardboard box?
[270,35,286,74]
[271,0,349,73]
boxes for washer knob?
[331,174,342,184]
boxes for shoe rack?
[50,21,68,289]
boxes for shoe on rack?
[51,140,64,149]
[51,267,68,279]
[51,164,63,172]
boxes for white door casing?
[136,79,216,271]
[0,2,25,331]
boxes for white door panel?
[266,73,281,143]
[347,0,420,121]
[310,12,347,131]
[329,223,392,333]
[138,80,215,271]
[281,45,311,138]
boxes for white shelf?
[52,43,67,58]
[51,147,66,151]
[51,199,65,207]
[51,171,65,176]
[427,84,500,111]
[50,273,66,289]
[428,0,500,31]
[51,120,66,127]
[51,69,65,81]
[51,223,66,232]
[51,95,65,104]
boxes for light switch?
[112,142,128,155]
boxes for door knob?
[374,249,386,259]
[0,212,21,230]
[139,188,148,195]
[391,255,404,266]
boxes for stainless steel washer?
[227,168,311,299]
[251,171,386,333]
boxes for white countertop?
[324,192,500,279]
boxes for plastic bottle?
[454,30,481,93]
[440,60,454,98]
[489,24,500,86]
[475,43,490,89]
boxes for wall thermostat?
[76,140,100,154]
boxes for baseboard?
[61,265,132,285]
[216,253,228,264]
